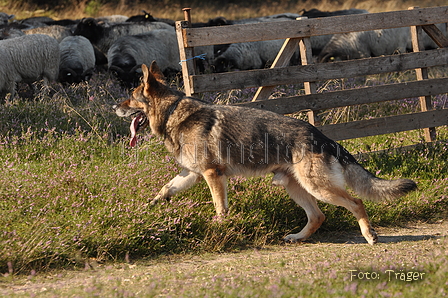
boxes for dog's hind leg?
[322,189,378,245]
[278,174,326,243]
[202,167,228,216]
[294,158,378,245]
[315,188,377,245]
[151,168,202,205]
[343,197,378,245]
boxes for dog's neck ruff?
[167,97,184,118]
[162,96,184,139]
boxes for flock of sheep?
[0,8,446,101]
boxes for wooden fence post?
[251,18,320,125]
[251,37,301,101]
[252,17,306,102]
[176,8,195,97]
[409,6,437,142]
[299,37,320,126]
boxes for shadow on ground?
[308,221,446,244]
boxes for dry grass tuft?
[1,0,448,22]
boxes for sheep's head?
[213,56,237,73]
[59,61,84,83]
[109,64,142,89]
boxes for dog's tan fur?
[113,61,417,245]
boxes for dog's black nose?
[112,104,117,111]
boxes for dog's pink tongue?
[129,114,141,147]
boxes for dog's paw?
[367,228,378,245]
[149,196,160,206]
[150,194,170,206]
[284,234,305,244]
[361,227,378,245]
[150,185,172,206]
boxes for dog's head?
[113,61,167,147]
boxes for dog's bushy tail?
[344,163,417,202]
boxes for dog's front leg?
[202,167,228,216]
[151,168,202,205]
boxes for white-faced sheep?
[59,36,95,83]
[318,27,411,62]
[0,34,60,101]
[107,28,180,86]
[73,17,174,54]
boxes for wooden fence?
[175,6,448,142]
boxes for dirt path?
[1,220,447,297]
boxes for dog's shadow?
[377,234,439,243]
[309,231,441,244]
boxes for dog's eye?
[130,91,145,103]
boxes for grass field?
[0,0,447,296]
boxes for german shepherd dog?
[113,61,417,245]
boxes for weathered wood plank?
[180,6,448,47]
[421,24,448,48]
[357,141,446,158]
[298,37,320,126]
[176,21,195,97]
[191,48,448,93]
[252,37,300,101]
[236,78,448,115]
[410,19,437,142]
[318,109,448,141]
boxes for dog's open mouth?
[129,112,148,147]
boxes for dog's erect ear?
[142,64,151,85]
[142,63,156,98]
[141,61,166,90]
[149,61,166,83]
[141,62,167,99]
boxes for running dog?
[113,61,417,245]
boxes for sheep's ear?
[149,61,166,83]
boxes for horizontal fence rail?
[190,48,448,94]
[179,6,448,47]
[319,109,448,141]
[237,78,448,115]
